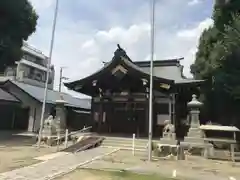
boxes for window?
[23,66,30,77]
[35,57,45,66]
[33,69,44,81]
[35,72,42,81]
[23,52,37,63]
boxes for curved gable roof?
[65,45,174,91]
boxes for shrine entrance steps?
[100,136,158,152]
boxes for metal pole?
[132,133,135,156]
[148,0,156,161]
[59,67,63,92]
[37,0,59,148]
[58,66,68,92]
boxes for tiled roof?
[10,81,91,109]
[137,63,203,84]
[0,88,19,103]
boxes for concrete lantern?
[187,94,203,129]
[187,94,203,109]
[55,95,67,134]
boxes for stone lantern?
[187,94,203,137]
[55,95,67,134]
[187,94,203,128]
[185,95,213,158]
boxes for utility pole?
[148,0,156,162]
[37,0,60,148]
[59,67,68,92]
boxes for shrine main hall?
[65,45,203,137]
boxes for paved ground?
[0,132,64,173]
[0,147,118,180]
[0,145,60,173]
[0,142,239,180]
[80,149,240,180]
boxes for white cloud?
[177,18,213,39]
[188,0,202,6]
[176,18,213,76]
[29,0,54,11]
[95,23,150,46]
[27,0,213,97]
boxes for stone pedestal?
[38,97,68,146]
[160,120,177,145]
[160,138,178,146]
[177,145,185,160]
[42,116,57,137]
[41,115,58,146]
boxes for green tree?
[190,27,220,79]
[191,0,240,124]
[210,15,240,123]
[216,15,240,99]
[0,0,38,72]
[213,0,240,31]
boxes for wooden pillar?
[109,101,114,133]
[11,108,15,129]
[98,100,103,133]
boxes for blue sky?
[28,0,214,96]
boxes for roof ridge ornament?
[114,44,130,60]
[117,44,121,49]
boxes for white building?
[2,43,55,89]
[0,43,91,132]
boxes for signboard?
[159,83,170,89]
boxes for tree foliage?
[0,0,38,72]
[216,15,240,100]
[213,0,240,31]
[191,0,240,125]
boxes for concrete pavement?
[0,147,119,180]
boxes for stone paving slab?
[0,147,118,180]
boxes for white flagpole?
[37,0,59,148]
[148,0,156,161]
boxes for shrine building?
[65,45,204,137]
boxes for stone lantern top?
[56,94,67,105]
[187,94,203,108]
